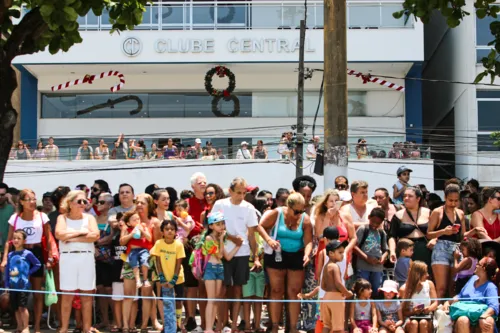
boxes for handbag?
[44,270,58,306]
[449,301,490,325]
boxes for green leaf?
[488,49,497,60]
[446,16,460,27]
[474,71,487,83]
[40,4,54,17]
[477,8,487,18]
[393,10,404,19]
[63,6,78,21]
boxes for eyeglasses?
[299,181,315,189]
[292,209,306,215]
[23,198,37,203]
[205,192,215,197]
[91,187,100,193]
[97,200,107,205]
[336,184,348,190]
[77,199,88,205]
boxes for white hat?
[241,141,249,146]
[195,138,201,144]
[338,190,352,202]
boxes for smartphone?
[453,224,461,231]
[416,304,425,310]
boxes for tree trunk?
[0,62,19,182]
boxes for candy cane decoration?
[51,71,125,92]
[347,69,404,92]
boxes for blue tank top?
[275,207,305,252]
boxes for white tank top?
[59,215,94,252]
[349,204,369,222]
[410,280,431,308]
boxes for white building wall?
[4,159,434,198]
[423,3,478,184]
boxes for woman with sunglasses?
[200,183,225,228]
[469,187,500,241]
[257,192,313,333]
[1,189,55,333]
[55,190,99,333]
[444,257,499,333]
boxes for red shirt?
[187,196,207,237]
[126,226,153,252]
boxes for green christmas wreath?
[204,66,236,98]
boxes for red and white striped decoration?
[51,71,125,92]
[347,69,405,92]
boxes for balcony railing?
[65,1,413,31]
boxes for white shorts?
[112,282,139,301]
[59,252,96,291]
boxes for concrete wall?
[4,159,434,198]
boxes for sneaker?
[192,327,204,333]
[185,318,197,332]
[222,328,231,333]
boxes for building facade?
[423,1,500,188]
[13,0,425,161]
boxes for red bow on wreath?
[83,74,95,84]
[216,66,226,78]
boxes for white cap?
[195,138,201,144]
[241,141,249,146]
[338,190,352,202]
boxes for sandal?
[110,328,122,333]
[74,328,82,333]
[129,329,138,333]
[140,329,149,333]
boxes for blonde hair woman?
[55,190,99,333]
[257,192,313,333]
[1,189,55,333]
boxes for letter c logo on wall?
[122,37,142,57]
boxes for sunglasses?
[97,200,107,205]
[336,184,348,190]
[299,180,315,189]
[77,199,88,205]
[91,187,100,193]
[23,198,37,203]
[205,191,215,197]
[292,209,306,215]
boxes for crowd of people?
[0,167,498,333]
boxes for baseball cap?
[207,211,225,225]
[338,190,352,202]
[246,185,259,193]
[326,239,349,253]
[378,280,399,294]
[397,166,413,176]
[195,138,202,144]
[241,141,249,146]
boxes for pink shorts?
[353,320,372,333]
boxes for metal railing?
[69,1,413,31]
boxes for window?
[41,93,252,118]
[478,100,500,131]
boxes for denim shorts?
[431,239,457,266]
[204,262,224,281]
[128,248,150,269]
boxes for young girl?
[350,279,377,333]
[376,280,404,333]
[203,211,241,333]
[150,220,186,333]
[400,261,438,333]
[453,237,481,294]
[174,199,194,243]
[121,211,153,288]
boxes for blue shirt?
[275,208,304,253]
[458,275,499,315]
[5,249,41,290]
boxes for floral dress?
[298,237,319,331]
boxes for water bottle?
[132,227,141,239]
[275,241,282,262]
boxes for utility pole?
[323,0,348,189]
[295,19,306,178]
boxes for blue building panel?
[405,62,423,143]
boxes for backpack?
[189,234,211,281]
[352,227,387,272]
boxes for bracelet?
[158,273,167,283]
[169,279,177,286]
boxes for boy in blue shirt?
[5,229,41,333]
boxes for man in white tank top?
[340,180,377,230]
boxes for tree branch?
[3,7,47,61]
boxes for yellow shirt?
[150,239,186,285]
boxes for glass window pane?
[349,5,380,27]
[193,5,214,24]
[477,90,500,98]
[478,100,500,131]
[282,5,307,28]
[253,93,291,117]
[74,94,148,118]
[216,4,246,24]
[160,5,185,24]
[149,94,185,117]
[42,95,77,118]
[477,48,492,63]
[476,15,496,46]
[251,5,282,28]
[87,12,99,25]
[381,5,409,27]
